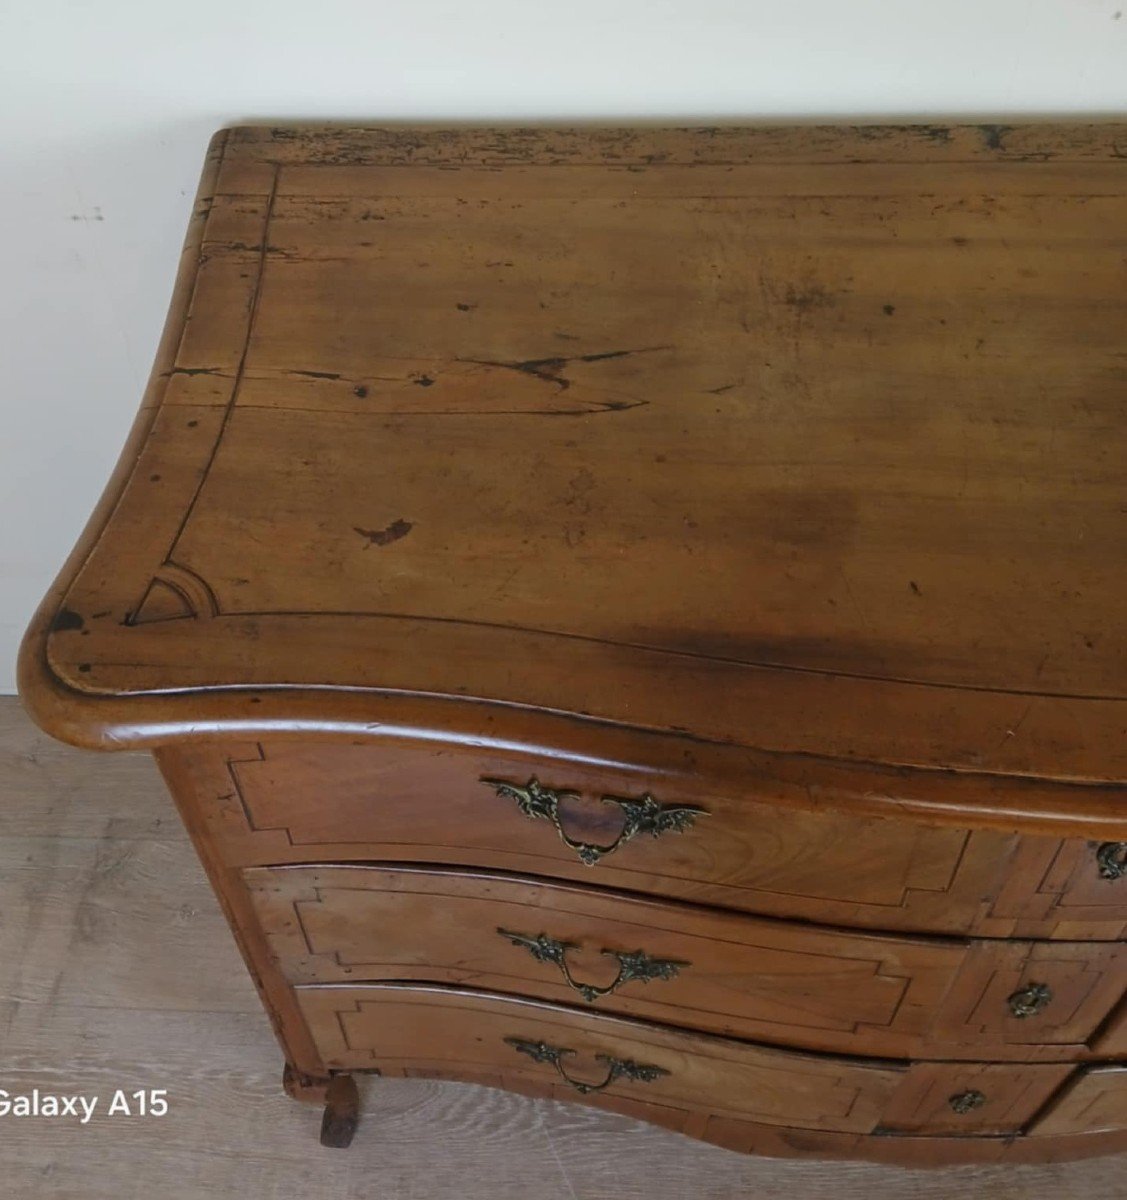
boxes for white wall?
[2,0,1125,692]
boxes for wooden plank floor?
[2,695,1125,1199]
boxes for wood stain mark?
[783,284,835,312]
[353,519,414,548]
[51,609,85,633]
[979,125,1013,152]
[459,346,670,392]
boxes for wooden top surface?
[20,124,1127,783]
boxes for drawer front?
[295,983,1073,1138]
[247,864,1127,1061]
[1030,1066,1127,1136]
[184,740,1127,939]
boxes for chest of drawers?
[19,122,1127,1166]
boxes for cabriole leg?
[320,1073,360,1149]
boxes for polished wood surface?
[295,982,1102,1160]
[16,125,1127,1168]
[155,745,329,1079]
[20,124,1127,794]
[172,739,1127,939]
[1033,1067,1127,1136]
[296,983,1076,1136]
[1093,998,1127,1057]
[247,863,1126,1062]
[14,696,1127,1193]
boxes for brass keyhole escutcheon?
[1097,842,1127,880]
[1008,982,1052,1019]
[949,1090,986,1115]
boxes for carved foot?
[282,1062,330,1105]
[320,1073,360,1149]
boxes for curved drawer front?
[1031,1066,1127,1136]
[295,983,1074,1138]
[245,865,1127,1061]
[181,741,1127,939]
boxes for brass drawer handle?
[497,928,689,1003]
[1008,982,1053,1019]
[504,1037,670,1095]
[483,776,708,866]
[1097,842,1127,880]
[948,1090,986,1115]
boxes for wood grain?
[20,124,1127,795]
[4,695,1127,1197]
[1032,1067,1127,1136]
[170,738,1127,939]
[13,123,1127,1174]
[294,981,1073,1138]
[290,980,1124,1163]
[245,862,1126,1061]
